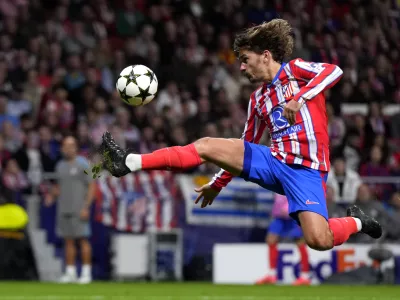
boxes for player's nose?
[240,63,247,71]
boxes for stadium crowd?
[0,0,399,241]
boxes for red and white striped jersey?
[210,58,343,191]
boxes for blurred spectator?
[156,81,181,117]
[176,30,206,66]
[1,159,29,193]
[364,102,391,149]
[39,87,74,131]
[62,21,96,55]
[63,55,85,91]
[135,24,158,60]
[22,69,42,120]
[114,106,140,151]
[38,125,60,162]
[0,134,11,172]
[391,111,400,139]
[349,184,400,243]
[338,128,362,172]
[359,146,390,200]
[7,86,32,119]
[326,185,346,218]
[327,103,346,151]
[0,94,19,128]
[386,192,400,218]
[116,0,145,37]
[13,131,55,187]
[327,157,362,204]
[217,33,236,66]
[2,120,22,153]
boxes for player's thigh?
[228,142,283,192]
[278,166,332,250]
[278,166,329,224]
[298,211,333,250]
[194,138,245,176]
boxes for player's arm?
[289,59,343,105]
[209,93,267,192]
[44,183,60,206]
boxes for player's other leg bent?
[240,141,382,251]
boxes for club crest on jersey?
[282,82,294,100]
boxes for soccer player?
[100,19,382,252]
[256,194,310,285]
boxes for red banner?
[94,171,180,232]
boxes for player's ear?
[262,50,270,63]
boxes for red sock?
[298,244,309,273]
[269,243,278,270]
[328,217,358,246]
[141,144,202,171]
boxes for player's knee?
[193,137,213,158]
[305,234,333,251]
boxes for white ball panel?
[132,64,149,75]
[148,77,158,94]
[125,82,140,97]
[142,95,155,105]
[120,66,133,76]
[127,97,143,106]
[116,77,127,91]
[136,75,151,89]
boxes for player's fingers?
[288,111,295,125]
[282,107,288,119]
[201,197,210,208]
[194,192,203,204]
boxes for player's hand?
[194,184,220,208]
[44,194,54,207]
[283,99,303,125]
[80,207,90,221]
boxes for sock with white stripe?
[125,154,142,171]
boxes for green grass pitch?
[0,282,399,300]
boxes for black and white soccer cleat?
[100,131,131,178]
[347,205,382,239]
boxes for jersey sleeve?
[289,59,343,105]
[209,92,267,191]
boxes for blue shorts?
[241,142,328,223]
[268,217,303,239]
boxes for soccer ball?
[116,65,158,106]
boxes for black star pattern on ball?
[145,70,157,83]
[123,73,139,85]
[119,88,130,103]
[137,86,152,101]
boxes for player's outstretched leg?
[100,131,245,177]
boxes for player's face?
[238,49,270,83]
[62,136,78,159]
